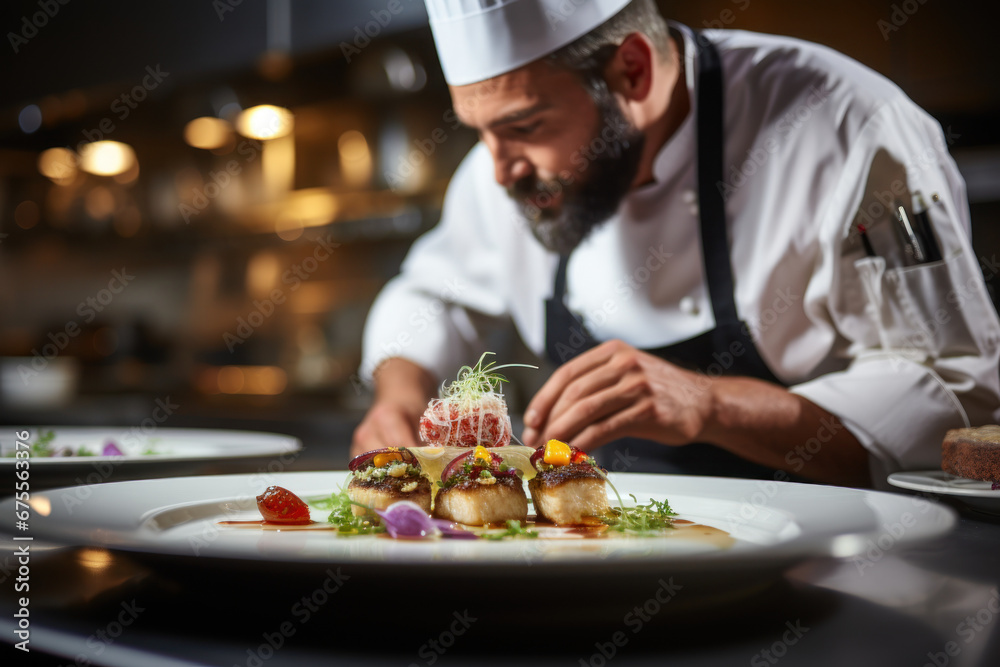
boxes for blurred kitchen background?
[1,0,998,466]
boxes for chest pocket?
[852,251,998,361]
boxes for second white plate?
[888,470,1000,514]
[0,427,302,489]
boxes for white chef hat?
[424,0,632,86]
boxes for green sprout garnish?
[309,487,386,536]
[593,468,676,533]
[484,520,539,540]
[4,430,57,457]
[606,494,677,533]
[440,352,537,401]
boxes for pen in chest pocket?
[895,203,926,264]
[851,192,944,266]
[912,192,943,262]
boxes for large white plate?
[2,471,956,583]
[0,427,301,489]
[888,470,1000,514]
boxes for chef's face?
[450,61,645,254]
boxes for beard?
[508,88,645,256]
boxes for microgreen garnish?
[440,352,537,402]
[4,430,57,457]
[593,469,676,533]
[311,488,386,535]
[606,494,677,532]
[484,520,539,540]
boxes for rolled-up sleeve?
[790,100,1000,473]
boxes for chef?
[351,0,1000,486]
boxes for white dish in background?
[1,472,956,585]
[0,427,301,489]
[888,470,1000,514]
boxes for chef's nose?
[493,154,532,189]
[484,135,532,188]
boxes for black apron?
[543,32,785,479]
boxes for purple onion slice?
[102,441,124,456]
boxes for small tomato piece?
[571,450,590,464]
[256,486,311,524]
[543,439,572,466]
[373,451,403,468]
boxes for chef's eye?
[509,121,541,136]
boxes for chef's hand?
[349,358,436,458]
[521,340,712,451]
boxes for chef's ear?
[604,33,655,102]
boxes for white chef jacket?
[362,24,1000,476]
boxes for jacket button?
[679,296,700,316]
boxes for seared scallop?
[347,447,432,516]
[529,466,609,525]
[348,475,432,516]
[433,476,528,526]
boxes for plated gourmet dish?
[235,354,693,542]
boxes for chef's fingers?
[376,406,421,449]
[569,399,654,452]
[537,378,644,449]
[350,403,419,457]
[524,340,627,431]
[542,361,623,433]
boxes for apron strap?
[694,32,739,328]
[553,253,570,302]
[550,32,739,327]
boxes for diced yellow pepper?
[373,451,403,468]
[473,445,491,463]
[543,439,571,466]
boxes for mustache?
[507,175,563,201]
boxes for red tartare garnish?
[420,400,509,448]
[256,486,311,524]
[418,352,534,448]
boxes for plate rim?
[0,426,302,464]
[887,470,1000,498]
[2,470,958,571]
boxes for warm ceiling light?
[338,130,372,187]
[84,186,116,219]
[273,188,338,239]
[79,141,137,177]
[236,105,293,140]
[338,130,368,161]
[212,365,287,395]
[38,147,78,185]
[184,116,233,150]
[217,366,245,394]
